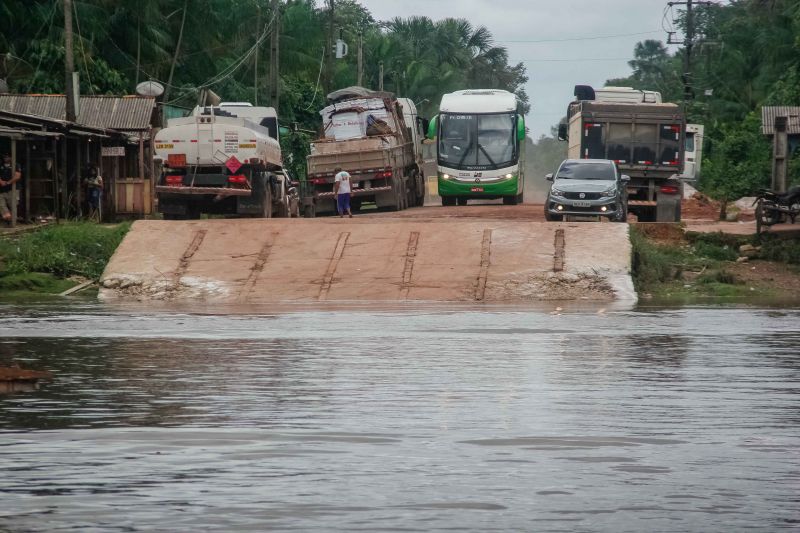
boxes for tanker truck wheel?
[260,182,273,218]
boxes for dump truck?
[304,87,426,216]
[558,85,685,222]
[153,102,299,219]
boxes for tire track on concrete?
[318,232,350,301]
[553,228,565,272]
[475,229,492,301]
[239,232,278,302]
[401,231,420,299]
[174,229,207,283]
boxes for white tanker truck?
[153,103,298,219]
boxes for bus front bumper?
[438,176,519,197]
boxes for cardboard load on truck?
[320,97,397,141]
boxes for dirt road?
[100,205,635,303]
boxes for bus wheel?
[442,196,456,206]
[503,195,519,205]
[457,197,468,206]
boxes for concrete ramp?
[100,218,635,303]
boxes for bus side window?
[583,123,604,159]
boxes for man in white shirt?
[333,167,353,218]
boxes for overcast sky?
[358,0,682,138]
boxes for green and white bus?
[428,90,526,206]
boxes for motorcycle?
[753,185,800,234]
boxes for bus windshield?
[438,113,517,170]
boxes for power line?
[497,30,662,44]
[521,57,632,62]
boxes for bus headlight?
[441,174,451,180]
[505,173,513,179]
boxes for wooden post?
[60,138,68,219]
[25,141,30,222]
[771,115,788,193]
[52,137,60,220]
[75,140,82,218]
[139,136,145,216]
[10,139,17,228]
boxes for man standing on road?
[0,153,22,226]
[333,166,353,218]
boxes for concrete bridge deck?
[100,211,634,303]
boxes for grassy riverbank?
[631,224,800,303]
[0,222,130,298]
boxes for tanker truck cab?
[428,89,525,206]
[154,102,297,218]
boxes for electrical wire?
[521,57,632,62]
[303,46,326,111]
[496,30,662,44]
[24,1,60,92]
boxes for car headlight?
[601,188,616,197]
[551,187,565,196]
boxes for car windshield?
[557,162,615,180]
[438,113,517,169]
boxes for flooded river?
[1,303,799,531]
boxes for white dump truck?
[304,87,426,216]
[153,102,298,219]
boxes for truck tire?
[260,183,273,218]
[636,207,656,222]
[275,198,290,218]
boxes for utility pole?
[666,0,715,108]
[378,61,384,91]
[64,0,76,122]
[324,0,335,95]
[268,0,280,109]
[357,30,363,87]
[254,5,260,105]
[164,0,188,102]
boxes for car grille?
[563,192,602,200]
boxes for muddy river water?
[1,302,799,531]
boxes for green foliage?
[0,272,76,295]
[629,226,684,291]
[2,1,528,128]
[699,112,771,200]
[758,236,800,264]
[0,222,130,280]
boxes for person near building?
[85,166,104,219]
[0,153,22,225]
[333,166,353,218]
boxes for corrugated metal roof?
[762,106,800,135]
[0,94,154,132]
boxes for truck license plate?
[471,187,484,192]
[572,201,591,207]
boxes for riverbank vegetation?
[631,225,800,302]
[0,223,130,296]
